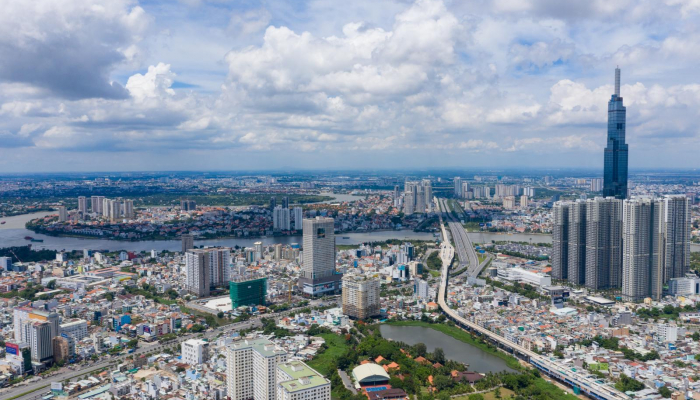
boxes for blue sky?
[1,0,699,172]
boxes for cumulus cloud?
[0,0,151,100]
[0,0,700,170]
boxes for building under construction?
[229,276,267,309]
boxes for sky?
[1,0,700,172]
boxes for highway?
[0,303,324,400]
[437,198,487,278]
[435,206,629,400]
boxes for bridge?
[434,198,628,400]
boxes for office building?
[663,195,690,281]
[342,275,380,319]
[273,206,291,231]
[414,278,429,299]
[181,234,194,253]
[282,196,289,209]
[57,205,67,222]
[0,256,12,271]
[585,197,623,290]
[91,196,104,214]
[299,217,341,296]
[123,199,134,219]
[603,68,629,199]
[185,250,210,297]
[181,339,208,365]
[60,319,88,341]
[668,274,700,296]
[622,197,664,301]
[393,185,400,207]
[226,338,287,400]
[27,321,54,363]
[454,177,462,197]
[269,197,277,210]
[229,277,267,308]
[77,196,87,216]
[276,361,331,400]
[293,207,303,231]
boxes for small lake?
[379,324,515,374]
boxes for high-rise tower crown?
[614,67,621,96]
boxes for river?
[379,324,514,374]
[2,210,699,253]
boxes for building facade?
[603,68,629,199]
[622,198,664,301]
[299,217,341,296]
[342,275,380,319]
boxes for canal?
[379,324,515,374]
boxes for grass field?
[452,387,515,400]
[307,333,350,376]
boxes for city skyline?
[2,0,700,172]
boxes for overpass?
[437,198,489,278]
[435,200,628,400]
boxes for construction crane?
[9,248,22,263]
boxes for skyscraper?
[585,197,623,290]
[622,198,664,301]
[181,234,194,253]
[567,200,587,285]
[273,206,291,231]
[91,196,104,214]
[299,217,341,295]
[226,338,287,400]
[663,195,691,281]
[342,275,380,319]
[293,207,303,231]
[185,250,210,297]
[454,177,462,197]
[77,196,87,215]
[57,206,67,222]
[603,68,629,199]
[123,199,134,219]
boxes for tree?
[658,386,672,398]
[494,387,501,399]
[46,280,56,289]
[217,311,224,319]
[415,343,427,357]
[433,348,446,364]
[433,375,454,391]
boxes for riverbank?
[384,320,523,371]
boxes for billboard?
[6,343,19,356]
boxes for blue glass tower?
[603,68,628,199]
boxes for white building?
[657,323,679,343]
[0,256,12,271]
[273,206,291,231]
[181,338,208,365]
[226,338,287,400]
[293,207,303,231]
[668,274,700,296]
[497,267,551,287]
[60,319,88,341]
[276,361,331,400]
[78,196,87,216]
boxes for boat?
[342,236,350,239]
[1,221,5,224]
[30,239,44,243]
[24,236,33,240]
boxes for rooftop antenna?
[614,67,621,97]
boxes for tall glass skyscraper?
[603,67,628,199]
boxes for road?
[435,216,629,400]
[1,302,331,400]
[438,198,484,278]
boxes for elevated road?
[436,222,628,400]
[438,198,484,278]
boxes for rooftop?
[278,361,328,392]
